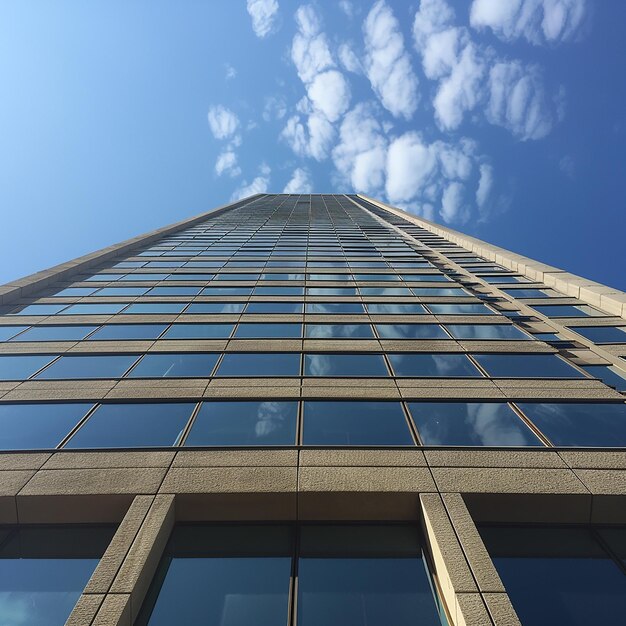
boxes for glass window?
[303,401,413,445]
[532,304,604,318]
[360,287,414,296]
[123,303,187,314]
[412,287,467,296]
[0,525,116,626]
[51,287,98,297]
[517,402,626,446]
[215,273,260,281]
[136,525,293,626]
[389,353,480,377]
[35,355,139,379]
[10,304,68,316]
[60,303,128,315]
[216,353,301,377]
[475,354,585,378]
[479,525,626,626]
[306,303,365,314]
[84,273,125,282]
[185,401,298,446]
[94,287,149,297]
[147,286,202,296]
[445,324,530,340]
[502,288,557,298]
[307,287,358,296]
[583,365,626,391]
[366,303,427,315]
[480,275,530,283]
[305,324,374,339]
[400,274,450,282]
[426,304,492,315]
[245,302,303,314]
[298,525,443,626]
[186,302,246,314]
[0,355,58,380]
[354,274,400,281]
[307,273,352,281]
[254,286,304,296]
[164,273,214,281]
[260,273,304,280]
[570,326,626,344]
[201,287,252,296]
[127,353,219,378]
[66,402,195,448]
[376,324,448,339]
[0,326,29,341]
[234,323,301,338]
[0,403,93,449]
[408,402,542,446]
[304,354,388,377]
[120,273,168,281]
[162,324,234,339]
[88,324,168,340]
[10,325,97,342]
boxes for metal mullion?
[509,401,555,447]
[176,400,204,446]
[57,402,102,449]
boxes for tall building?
[0,193,625,626]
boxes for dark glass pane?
[124,303,187,314]
[245,302,303,314]
[304,354,388,377]
[137,525,292,626]
[255,286,304,296]
[147,286,202,296]
[306,303,365,314]
[583,365,626,391]
[570,326,626,344]
[185,401,297,445]
[234,323,302,338]
[305,324,374,339]
[0,355,57,380]
[35,355,139,379]
[445,324,530,340]
[408,402,542,446]
[366,303,427,315]
[88,324,168,340]
[517,403,626,446]
[11,326,97,342]
[475,354,585,378]
[60,303,128,315]
[0,526,115,626]
[127,353,219,378]
[532,304,602,318]
[201,287,252,296]
[298,526,442,626]
[51,287,97,297]
[162,324,234,339]
[94,287,149,297]
[502,288,554,298]
[164,273,214,281]
[10,304,68,316]
[426,304,492,315]
[361,287,413,296]
[216,353,301,376]
[0,326,28,341]
[187,303,246,314]
[388,354,480,377]
[0,403,93,449]
[303,401,413,445]
[479,526,626,626]
[376,324,447,339]
[66,402,194,448]
[120,273,168,281]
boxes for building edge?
[357,194,626,320]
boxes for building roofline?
[357,194,626,320]
[0,194,265,306]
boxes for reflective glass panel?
[0,403,93,449]
[186,302,246,314]
[305,324,374,339]
[388,354,480,377]
[66,402,194,448]
[306,303,365,314]
[0,326,28,341]
[127,353,219,378]
[475,354,585,378]
[445,324,530,340]
[234,323,301,338]
[94,287,149,297]
[87,324,168,340]
[185,401,298,445]
[426,304,492,315]
[216,353,301,376]
[255,286,304,296]
[35,355,138,379]
[376,324,447,339]
[583,365,626,391]
[517,402,626,446]
[11,326,97,342]
[304,354,388,377]
[366,303,427,315]
[10,304,68,316]
[147,286,202,296]
[0,355,57,380]
[532,304,604,318]
[303,401,413,445]
[245,302,303,314]
[51,287,97,297]
[161,324,234,339]
[408,402,542,446]
[59,303,127,315]
[123,303,187,314]
[570,326,626,344]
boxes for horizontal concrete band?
[0,195,263,306]
[358,195,626,319]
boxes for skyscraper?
[0,193,625,625]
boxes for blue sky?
[0,0,624,289]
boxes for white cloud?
[476,163,494,208]
[283,167,313,193]
[231,164,271,200]
[207,105,239,139]
[363,0,420,120]
[440,181,468,223]
[263,96,287,121]
[225,64,237,80]
[215,150,241,178]
[292,5,333,83]
[338,43,363,74]
[470,0,587,45]
[280,111,335,161]
[486,61,555,140]
[307,70,351,122]
[247,0,280,38]
[339,0,355,18]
